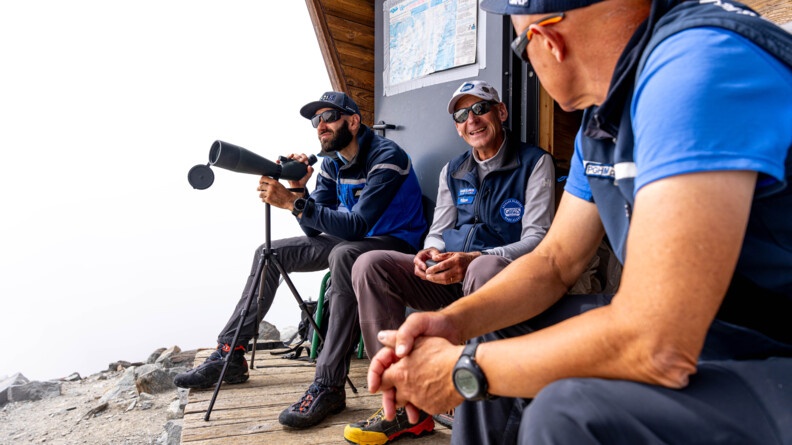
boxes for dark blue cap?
[299,91,361,119]
[480,0,603,15]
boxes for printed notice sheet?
[384,0,481,95]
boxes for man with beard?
[174,91,427,430]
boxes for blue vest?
[443,138,547,252]
[579,0,792,348]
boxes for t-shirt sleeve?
[564,130,594,201]
[632,27,792,193]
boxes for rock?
[146,348,167,364]
[60,373,81,382]
[1,373,29,406]
[8,380,61,403]
[154,346,181,367]
[168,350,197,368]
[259,319,281,341]
[166,399,183,419]
[156,420,182,445]
[135,368,175,395]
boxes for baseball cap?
[447,80,501,114]
[299,91,361,119]
[480,0,603,15]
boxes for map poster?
[384,0,478,93]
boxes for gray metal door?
[372,0,537,197]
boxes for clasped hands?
[367,311,467,424]
[257,153,313,208]
[414,248,481,285]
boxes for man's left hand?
[371,335,464,421]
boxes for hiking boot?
[278,382,346,429]
[173,344,249,389]
[344,407,435,444]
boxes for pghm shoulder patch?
[500,198,524,223]
[584,162,615,179]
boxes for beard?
[320,121,354,153]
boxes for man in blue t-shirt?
[366,0,792,443]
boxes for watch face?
[453,368,480,399]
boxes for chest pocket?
[337,181,365,210]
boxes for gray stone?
[61,372,81,382]
[0,373,29,406]
[135,369,175,394]
[146,348,167,364]
[155,420,182,445]
[154,346,181,366]
[258,320,280,341]
[8,380,61,403]
[166,399,183,419]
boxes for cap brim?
[299,101,345,119]
[447,95,464,114]
[479,0,511,14]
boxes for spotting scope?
[188,140,317,190]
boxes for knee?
[327,242,358,270]
[351,251,391,289]
[519,378,609,443]
[463,255,511,294]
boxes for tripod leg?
[204,249,268,421]
[271,257,358,394]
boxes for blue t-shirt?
[566,27,792,200]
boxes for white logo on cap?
[509,0,530,5]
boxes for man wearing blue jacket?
[345,80,556,444]
[174,92,426,429]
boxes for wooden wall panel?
[306,0,376,126]
[742,0,792,24]
[326,14,376,49]
[323,0,375,25]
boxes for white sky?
[0,1,332,381]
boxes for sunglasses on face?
[452,100,496,123]
[311,109,345,128]
[511,12,565,63]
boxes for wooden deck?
[181,348,452,444]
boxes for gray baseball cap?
[447,80,501,114]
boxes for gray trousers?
[450,293,792,445]
[217,234,414,388]
[352,251,512,359]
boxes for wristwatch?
[452,343,493,401]
[292,197,307,217]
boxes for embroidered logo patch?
[500,198,524,223]
[584,162,615,179]
[457,187,476,205]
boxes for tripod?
[204,202,356,421]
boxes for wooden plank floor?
[182,348,452,444]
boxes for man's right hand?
[422,251,482,285]
[413,248,441,279]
